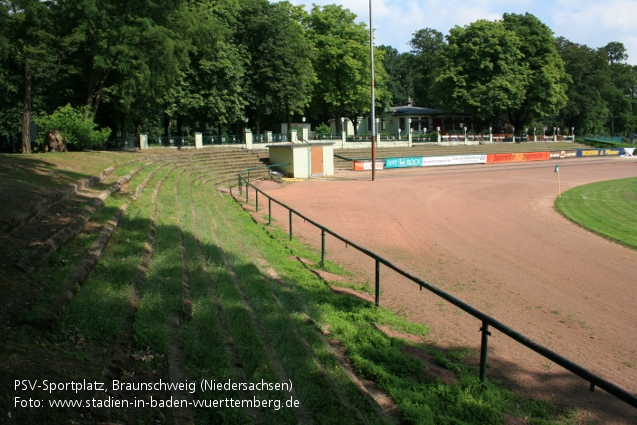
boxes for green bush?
[34,104,111,149]
[315,123,331,135]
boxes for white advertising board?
[421,155,487,167]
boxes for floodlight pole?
[369,0,376,181]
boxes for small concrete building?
[267,142,335,179]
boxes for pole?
[375,259,380,306]
[369,0,376,182]
[479,321,491,387]
[555,164,561,198]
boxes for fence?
[146,135,195,147]
[235,166,637,411]
[202,134,243,145]
[412,133,438,143]
[108,135,137,149]
[315,133,342,141]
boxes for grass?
[555,177,637,250]
[0,151,138,189]
[3,149,602,424]
[27,163,162,323]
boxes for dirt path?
[256,157,637,424]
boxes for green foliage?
[56,0,190,115]
[237,0,316,133]
[34,104,111,149]
[1,0,57,152]
[166,0,247,134]
[556,38,612,134]
[306,4,391,125]
[1,1,635,150]
[378,45,415,106]
[502,13,569,129]
[431,20,529,122]
[429,14,571,131]
[315,123,331,135]
[556,39,637,136]
[409,28,445,107]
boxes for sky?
[286,0,637,65]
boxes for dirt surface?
[255,157,637,424]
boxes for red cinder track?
[256,157,637,424]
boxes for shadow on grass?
[2,208,636,425]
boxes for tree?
[603,41,628,64]
[502,13,568,131]
[54,0,190,121]
[0,3,21,146]
[3,0,56,153]
[556,37,611,134]
[378,45,414,106]
[305,4,390,132]
[430,20,529,125]
[596,42,636,135]
[237,0,316,133]
[409,28,444,106]
[157,0,249,135]
[167,0,247,135]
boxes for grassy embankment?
[0,150,584,424]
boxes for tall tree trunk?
[21,63,32,154]
[85,67,110,119]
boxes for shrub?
[34,104,111,150]
[315,123,330,136]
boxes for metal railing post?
[321,229,326,267]
[256,190,259,212]
[479,321,491,387]
[268,198,272,225]
[246,171,251,203]
[375,259,380,306]
[289,210,293,240]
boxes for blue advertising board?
[385,157,424,169]
[577,149,624,157]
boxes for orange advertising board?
[486,152,550,164]
[353,161,384,171]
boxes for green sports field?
[555,177,637,250]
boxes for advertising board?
[385,157,424,169]
[486,152,550,163]
[550,151,578,159]
[420,155,487,167]
[577,149,624,157]
[353,161,384,171]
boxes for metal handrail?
[237,163,289,199]
[234,168,637,410]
